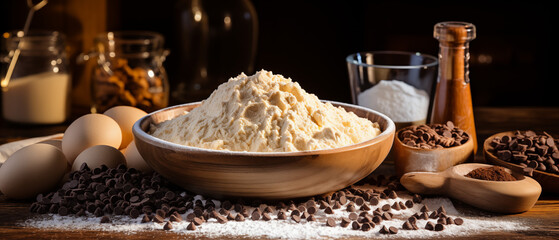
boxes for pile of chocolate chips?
[399,121,469,149]
[30,164,465,234]
[490,130,559,176]
[30,163,190,228]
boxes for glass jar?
[1,30,71,124]
[85,31,169,113]
[171,0,258,103]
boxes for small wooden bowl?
[483,131,559,194]
[393,127,475,177]
[132,101,395,199]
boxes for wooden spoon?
[400,163,541,213]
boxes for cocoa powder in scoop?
[465,166,517,181]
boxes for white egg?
[103,106,147,149]
[123,140,153,173]
[71,145,126,172]
[0,143,67,199]
[62,114,122,165]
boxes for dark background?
[1,0,555,108]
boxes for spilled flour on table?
[23,189,527,239]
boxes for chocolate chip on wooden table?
[186,222,196,231]
[326,217,336,227]
[352,221,361,230]
[163,221,173,230]
[291,214,301,223]
[425,221,435,230]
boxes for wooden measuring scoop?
[400,163,541,213]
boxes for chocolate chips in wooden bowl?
[484,130,559,194]
[398,121,470,149]
[393,121,475,177]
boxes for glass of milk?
[1,30,70,124]
[346,51,438,130]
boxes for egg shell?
[123,140,153,173]
[39,139,63,150]
[62,114,122,165]
[0,143,67,199]
[103,106,147,149]
[71,145,126,172]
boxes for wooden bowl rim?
[483,131,559,179]
[133,100,396,157]
[394,125,474,152]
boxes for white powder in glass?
[151,70,381,152]
[2,72,70,124]
[23,187,528,239]
[357,80,429,123]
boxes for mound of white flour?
[151,70,381,152]
[358,80,429,123]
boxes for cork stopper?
[434,22,476,43]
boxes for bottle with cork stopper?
[431,21,478,153]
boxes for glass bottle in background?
[172,0,258,103]
[431,22,477,153]
[1,30,71,124]
[83,31,170,113]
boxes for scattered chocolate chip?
[369,197,380,206]
[163,221,173,230]
[326,217,336,227]
[307,206,317,215]
[352,221,361,230]
[412,194,423,203]
[403,221,414,230]
[346,204,357,212]
[435,223,445,231]
[141,214,151,223]
[100,215,111,223]
[291,214,301,223]
[277,211,287,220]
[251,211,261,221]
[262,212,272,221]
[324,206,334,214]
[235,214,245,222]
[170,214,182,222]
[381,204,391,211]
[186,222,196,231]
[332,201,342,209]
[425,221,435,230]
[349,212,358,221]
[372,215,383,224]
[361,222,372,231]
[307,215,317,221]
[388,190,398,199]
[379,225,389,234]
[339,196,348,205]
[454,218,464,225]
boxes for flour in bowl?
[150,70,381,152]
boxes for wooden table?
[1,107,559,239]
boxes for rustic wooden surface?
[1,107,559,239]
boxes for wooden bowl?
[483,131,559,194]
[393,127,475,177]
[132,101,395,199]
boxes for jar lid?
[3,30,66,52]
[434,22,476,43]
[94,31,165,58]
